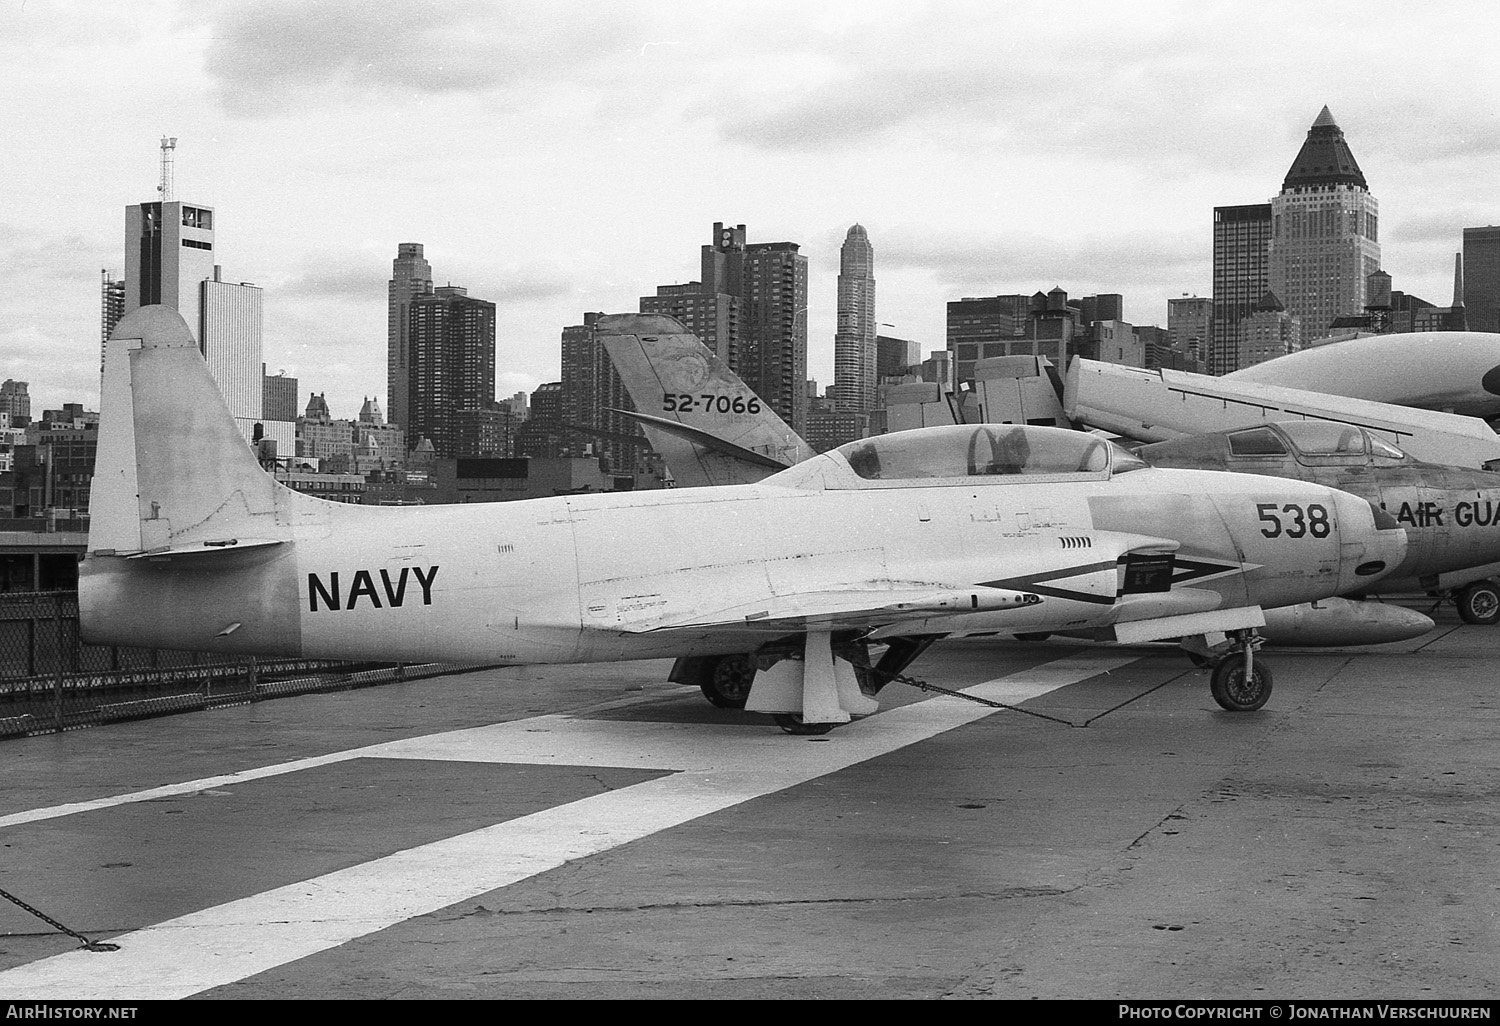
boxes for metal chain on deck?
[0,886,119,951]
[885,671,1082,727]
[888,665,1195,727]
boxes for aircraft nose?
[1482,363,1500,398]
[1332,492,1408,591]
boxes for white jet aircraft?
[1222,331,1500,419]
[81,308,1407,729]
[599,316,1435,653]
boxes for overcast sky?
[3,0,1497,418]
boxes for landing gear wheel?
[773,714,836,736]
[1210,658,1273,712]
[1455,581,1500,626]
[699,654,756,709]
[1014,632,1052,642]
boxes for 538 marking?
[1256,502,1330,539]
[662,393,762,414]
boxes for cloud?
[880,226,1203,294]
[192,0,637,117]
[0,228,115,282]
[275,261,387,301]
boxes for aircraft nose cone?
[1331,493,1408,593]
[1482,363,1500,397]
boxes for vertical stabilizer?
[598,313,814,487]
[89,305,289,555]
[82,305,307,654]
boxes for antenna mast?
[158,136,177,201]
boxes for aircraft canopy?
[770,425,1148,490]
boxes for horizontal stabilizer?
[611,409,791,470]
[124,538,286,566]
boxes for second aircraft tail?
[597,313,813,487]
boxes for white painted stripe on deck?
[0,652,1135,999]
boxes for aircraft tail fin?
[597,313,814,487]
[87,305,294,558]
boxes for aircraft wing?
[597,313,814,487]
[1065,358,1500,469]
[602,582,1043,635]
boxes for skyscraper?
[1267,107,1380,342]
[200,268,264,424]
[388,242,434,431]
[1463,226,1500,334]
[740,238,809,435]
[1167,296,1211,355]
[560,312,644,472]
[100,270,125,371]
[1211,204,1272,374]
[641,223,808,434]
[263,367,299,422]
[123,200,217,335]
[833,225,876,412]
[122,196,268,441]
[406,285,495,458]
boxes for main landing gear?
[670,635,943,733]
[1183,629,1273,712]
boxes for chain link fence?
[0,592,470,738]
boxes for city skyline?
[3,0,1498,416]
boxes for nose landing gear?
[1184,629,1274,712]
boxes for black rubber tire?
[699,654,756,709]
[772,713,836,735]
[1209,658,1273,711]
[1455,581,1500,626]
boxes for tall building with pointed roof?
[833,224,876,412]
[1267,107,1380,341]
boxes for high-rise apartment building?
[1464,226,1500,334]
[833,224,876,412]
[639,283,740,367]
[560,312,646,473]
[1211,204,1272,374]
[640,223,808,434]
[407,285,495,458]
[388,242,434,431]
[201,269,264,424]
[263,368,300,422]
[1167,296,1212,354]
[0,381,30,427]
[517,381,565,460]
[100,270,125,370]
[1267,107,1380,342]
